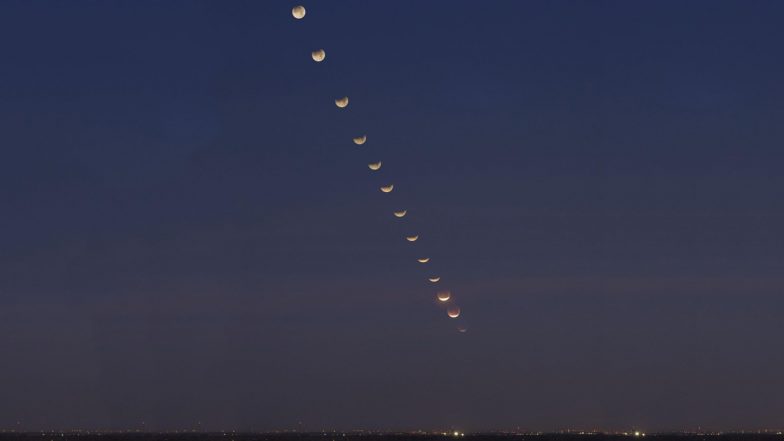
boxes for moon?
[417,257,430,263]
[353,135,367,145]
[393,210,407,218]
[311,49,325,62]
[380,185,394,193]
[437,290,451,302]
[368,162,381,171]
[428,277,441,283]
[406,235,418,242]
[457,327,467,333]
[447,306,461,318]
[291,5,306,19]
[335,96,349,108]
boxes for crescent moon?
[368,162,381,171]
[406,235,418,242]
[311,49,325,62]
[428,277,441,283]
[437,290,451,302]
[447,306,461,318]
[380,185,394,193]
[417,257,430,263]
[335,97,349,108]
[353,135,367,145]
[457,327,467,333]
[291,5,306,19]
[393,210,407,218]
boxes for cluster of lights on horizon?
[7,426,784,436]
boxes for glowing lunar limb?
[335,97,349,108]
[457,327,467,333]
[393,210,407,218]
[292,6,306,19]
[417,257,430,263]
[368,162,381,171]
[437,290,451,302]
[380,185,393,193]
[428,277,441,283]
[353,135,367,145]
[406,235,418,242]
[311,49,326,62]
[447,306,461,318]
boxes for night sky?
[1,0,783,433]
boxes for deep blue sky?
[1,0,783,433]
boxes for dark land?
[1,433,783,441]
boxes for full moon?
[335,96,349,108]
[437,290,451,302]
[291,5,306,19]
[447,306,461,318]
[311,49,325,62]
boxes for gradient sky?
[1,0,783,433]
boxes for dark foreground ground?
[1,434,783,441]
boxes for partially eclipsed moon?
[368,162,381,171]
[406,235,418,242]
[457,327,467,333]
[437,290,451,302]
[292,6,306,19]
[417,257,430,263]
[353,135,367,145]
[393,210,407,218]
[335,97,349,108]
[447,306,461,318]
[380,185,394,193]
[428,277,441,283]
[311,49,325,62]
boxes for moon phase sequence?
[295,6,467,331]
